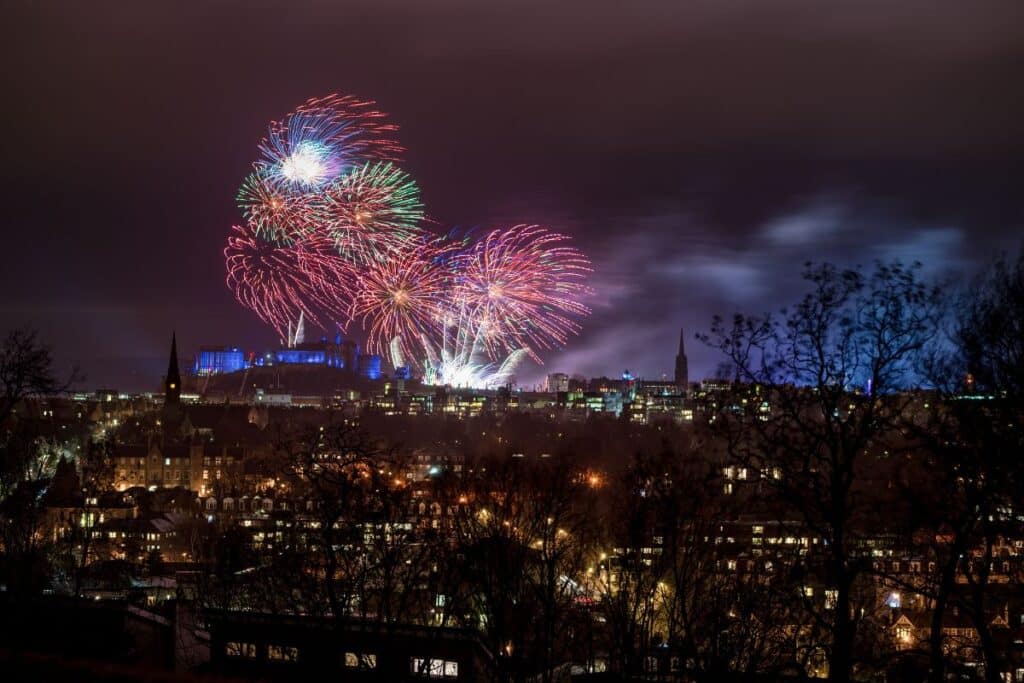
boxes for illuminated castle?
[193,331,381,381]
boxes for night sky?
[3,1,1022,390]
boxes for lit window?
[344,652,377,670]
[164,457,171,466]
[411,657,459,678]
[225,642,256,658]
[268,645,298,662]
[824,590,838,610]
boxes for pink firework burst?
[224,224,356,340]
[452,224,592,362]
[352,238,455,368]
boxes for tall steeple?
[674,327,689,393]
[164,332,181,405]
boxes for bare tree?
[910,250,1024,683]
[700,261,942,682]
[445,454,593,682]
[592,449,669,677]
[0,329,80,593]
[0,328,79,427]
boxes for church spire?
[674,326,689,393]
[165,332,181,405]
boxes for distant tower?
[674,327,689,393]
[165,332,181,405]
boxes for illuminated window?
[268,645,298,662]
[824,590,838,610]
[344,652,377,670]
[411,658,458,678]
[225,641,256,658]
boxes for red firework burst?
[224,224,356,340]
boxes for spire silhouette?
[674,326,689,392]
[165,332,181,405]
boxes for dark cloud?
[1,1,1021,388]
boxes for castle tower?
[674,327,689,393]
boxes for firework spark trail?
[451,224,593,362]
[422,303,527,388]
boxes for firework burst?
[316,161,426,264]
[224,224,355,340]
[226,93,596,377]
[237,171,316,245]
[352,239,454,368]
[451,224,592,361]
[257,94,403,191]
